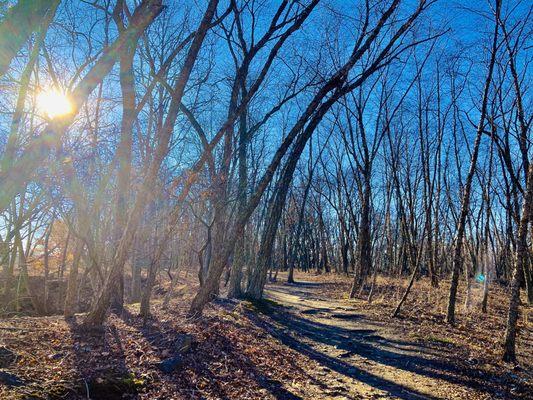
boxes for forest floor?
[0,271,531,399]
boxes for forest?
[0,0,531,399]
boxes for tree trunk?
[130,257,142,303]
[0,0,58,77]
[350,179,371,298]
[0,0,164,214]
[139,260,157,322]
[446,0,499,324]
[82,0,217,328]
[110,4,138,313]
[189,0,426,315]
[2,232,16,309]
[59,229,71,279]
[43,220,53,314]
[64,239,83,318]
[502,163,532,362]
[228,101,248,298]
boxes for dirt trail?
[258,280,514,400]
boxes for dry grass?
[288,270,532,372]
[0,269,531,399]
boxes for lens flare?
[36,89,73,119]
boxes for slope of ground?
[262,273,532,399]
[0,271,531,399]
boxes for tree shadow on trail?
[118,307,303,400]
[65,317,138,399]
[286,281,323,287]
[245,301,510,400]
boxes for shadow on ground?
[119,307,304,400]
[243,284,517,400]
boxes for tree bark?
[350,176,371,297]
[64,239,83,318]
[82,0,217,328]
[502,163,532,362]
[111,1,138,313]
[446,0,499,324]
[228,104,248,298]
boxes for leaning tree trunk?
[82,0,217,328]
[446,0,499,324]
[0,0,164,214]
[0,0,59,77]
[500,15,532,307]
[163,257,180,309]
[247,94,342,299]
[287,151,316,284]
[190,0,427,315]
[392,227,426,317]
[502,163,532,362]
[246,119,321,300]
[246,196,280,299]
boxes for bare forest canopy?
[0,0,531,398]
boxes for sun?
[36,88,73,119]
